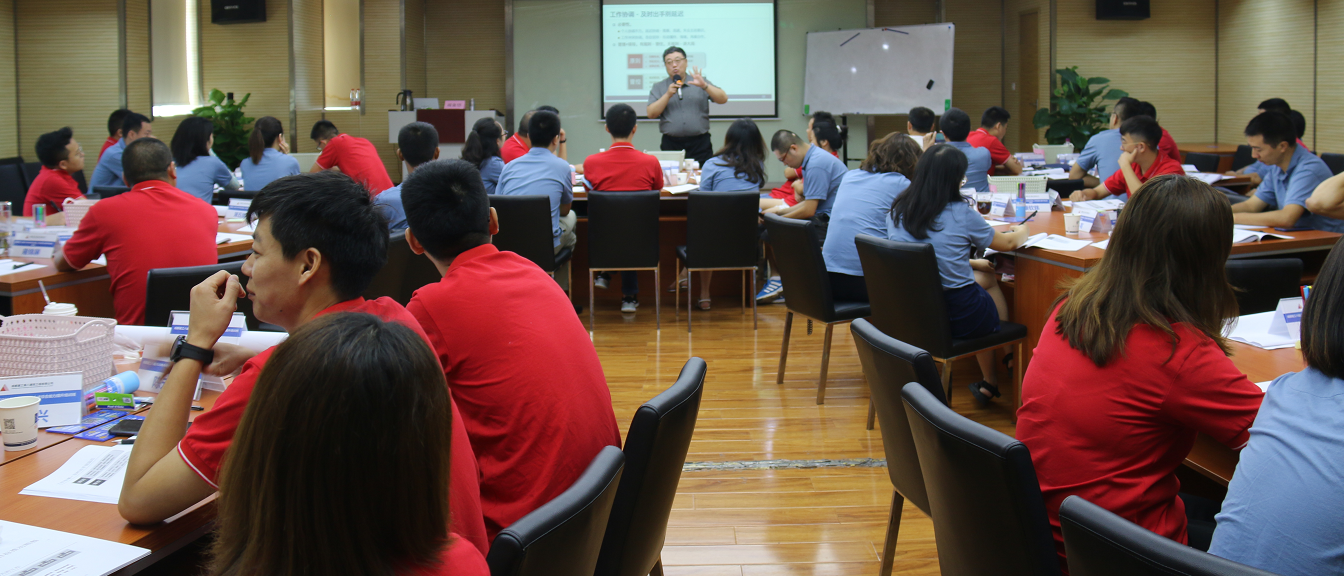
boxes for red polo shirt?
[1017,305,1262,571]
[501,134,529,164]
[407,244,621,541]
[60,180,217,325]
[315,133,395,194]
[966,128,1011,172]
[98,136,119,161]
[177,297,490,556]
[581,143,663,191]
[24,166,83,216]
[1158,128,1182,163]
[413,536,489,576]
[1101,152,1185,199]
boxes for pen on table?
[134,397,204,410]
[1022,210,1038,223]
[9,262,38,272]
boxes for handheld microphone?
[673,74,683,100]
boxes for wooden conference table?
[0,219,254,317]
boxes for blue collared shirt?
[1210,367,1344,575]
[823,169,911,276]
[240,148,302,192]
[479,156,505,194]
[887,201,995,290]
[1256,145,1342,232]
[174,155,234,203]
[90,139,126,188]
[699,156,763,192]
[800,145,847,217]
[373,184,407,230]
[496,148,574,245]
[948,141,992,192]
[1073,129,1123,182]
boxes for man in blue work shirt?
[1069,98,1136,187]
[940,108,992,192]
[757,129,848,303]
[374,122,440,231]
[1232,111,1341,232]
[495,109,576,292]
[89,112,152,189]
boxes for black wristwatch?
[170,335,214,365]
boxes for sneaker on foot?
[620,296,639,314]
[755,277,783,304]
[594,273,610,290]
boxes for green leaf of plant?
[1086,77,1110,85]
[1103,89,1128,100]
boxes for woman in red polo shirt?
[209,313,488,576]
[1016,174,1263,571]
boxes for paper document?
[216,232,251,244]
[1090,239,1110,249]
[664,184,698,194]
[1225,311,1297,350]
[1073,199,1125,211]
[1255,380,1274,392]
[1233,229,1294,243]
[0,259,47,274]
[236,223,255,233]
[21,445,133,504]
[0,521,149,576]
[1188,173,1224,185]
[1020,234,1093,252]
[984,219,1012,227]
[90,256,107,266]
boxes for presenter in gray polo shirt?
[646,46,728,166]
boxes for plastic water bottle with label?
[0,201,10,254]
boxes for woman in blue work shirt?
[690,118,767,309]
[170,116,238,203]
[462,117,506,194]
[240,116,302,192]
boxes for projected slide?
[601,0,776,117]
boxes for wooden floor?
[593,297,1018,576]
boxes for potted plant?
[1032,67,1127,150]
[192,89,255,170]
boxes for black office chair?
[1225,258,1303,315]
[20,162,42,190]
[595,357,705,576]
[90,186,131,199]
[856,234,1027,402]
[676,191,759,331]
[587,191,661,330]
[762,213,870,404]
[0,157,27,207]
[488,194,574,293]
[1321,152,1344,176]
[1185,152,1221,174]
[1231,145,1255,172]
[487,445,626,576]
[1046,179,1086,197]
[850,319,945,576]
[1059,496,1281,576]
[902,383,1061,576]
[362,230,442,305]
[145,261,267,331]
[72,170,88,193]
[214,189,260,206]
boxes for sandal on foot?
[968,381,1002,405]
[697,299,711,311]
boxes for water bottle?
[84,371,140,411]
[1015,182,1027,219]
[0,201,10,253]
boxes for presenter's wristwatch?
[170,335,214,365]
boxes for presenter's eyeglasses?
[665,57,687,65]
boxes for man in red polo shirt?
[400,159,621,541]
[55,138,217,325]
[309,120,395,194]
[501,111,532,164]
[24,127,86,216]
[965,106,1023,175]
[1133,100,1183,163]
[1071,115,1185,202]
[583,103,664,310]
[116,171,489,555]
[98,109,129,161]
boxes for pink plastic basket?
[0,315,116,413]
[61,198,98,230]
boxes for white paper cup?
[1064,214,1082,234]
[0,396,41,451]
[43,302,77,316]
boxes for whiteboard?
[804,24,955,116]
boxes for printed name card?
[0,372,83,427]
[1024,193,1053,214]
[1268,297,1304,339]
[10,232,60,259]
[225,198,251,220]
[169,311,246,338]
[990,193,1011,217]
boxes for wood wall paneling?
[424,0,506,112]
[403,0,425,97]
[946,0,1003,127]
[1216,0,1315,147]
[196,0,291,149]
[1313,0,1340,153]
[125,0,151,113]
[293,0,324,152]
[0,0,18,158]
[355,0,400,180]
[1001,0,1048,152]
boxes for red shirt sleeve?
[177,354,268,487]
[1102,165,1129,195]
[1160,130,1182,163]
[1162,336,1263,449]
[315,136,340,170]
[650,156,665,190]
[987,137,1011,165]
[59,205,106,269]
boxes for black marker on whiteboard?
[926,80,935,90]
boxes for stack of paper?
[0,259,47,274]
[664,184,698,194]
[0,521,149,576]
[1232,229,1294,243]
[1188,173,1224,185]
[21,445,133,504]
[1225,311,1297,350]
[1090,239,1110,249]
[1019,233,1094,252]
[216,232,251,244]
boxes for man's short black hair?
[537,105,559,114]
[527,110,561,149]
[310,120,340,141]
[940,108,972,142]
[107,109,130,137]
[1288,109,1307,140]
[36,127,74,168]
[663,46,686,61]
[770,130,806,153]
[1139,101,1158,120]
[398,122,439,167]
[1114,97,1142,122]
[606,104,637,138]
[246,172,388,300]
[980,106,1011,128]
[121,112,151,137]
[1258,98,1291,114]
[401,159,491,261]
[1119,115,1163,150]
[811,111,835,126]
[516,110,536,137]
[1244,111,1297,149]
[908,107,936,133]
[122,137,173,185]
